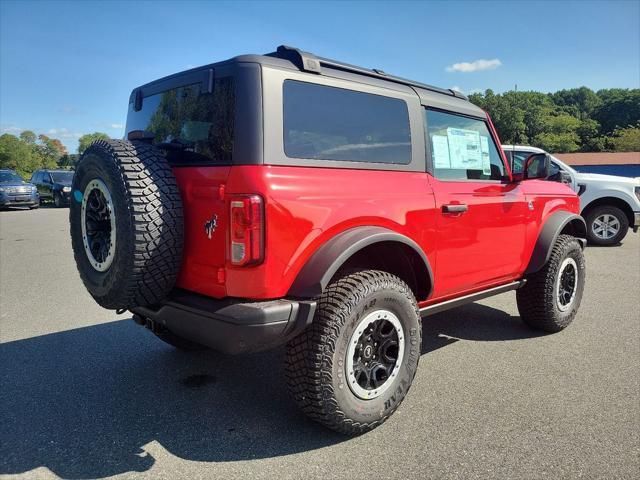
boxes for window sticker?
[432,135,451,168]
[446,128,481,170]
[480,135,491,175]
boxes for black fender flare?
[525,211,587,275]
[288,226,434,298]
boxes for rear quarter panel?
[224,165,437,299]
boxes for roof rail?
[272,45,468,100]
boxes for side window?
[42,173,51,183]
[283,80,411,164]
[425,109,505,180]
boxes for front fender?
[525,211,586,275]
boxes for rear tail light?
[229,195,264,266]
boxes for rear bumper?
[131,290,316,354]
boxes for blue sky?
[1,0,638,152]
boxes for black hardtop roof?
[132,45,484,117]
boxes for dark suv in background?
[30,169,74,207]
[0,169,39,209]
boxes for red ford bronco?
[70,46,586,435]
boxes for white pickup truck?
[503,145,640,246]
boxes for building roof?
[553,152,640,166]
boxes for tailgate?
[172,166,231,298]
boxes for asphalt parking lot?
[1,207,638,479]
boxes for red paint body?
[172,163,579,307]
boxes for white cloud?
[46,128,82,139]
[0,125,22,134]
[110,123,124,129]
[446,59,502,73]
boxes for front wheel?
[517,234,585,333]
[53,192,63,208]
[286,270,422,435]
[585,205,629,246]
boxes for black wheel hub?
[85,188,113,263]
[352,319,400,391]
[558,262,576,307]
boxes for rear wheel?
[70,139,184,310]
[286,270,421,435]
[585,205,629,246]
[517,234,585,332]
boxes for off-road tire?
[585,205,629,246]
[286,270,422,435]
[517,234,585,332]
[70,139,183,310]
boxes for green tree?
[0,134,38,178]
[78,132,110,154]
[610,124,640,152]
[19,130,37,144]
[552,87,601,120]
[36,134,64,169]
[593,89,640,134]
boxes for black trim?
[420,281,525,316]
[272,45,467,100]
[131,290,316,355]
[525,211,587,275]
[288,226,434,298]
[577,183,587,196]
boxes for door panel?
[430,179,529,297]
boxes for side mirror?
[522,153,550,180]
[559,171,572,184]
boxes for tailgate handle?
[442,204,468,214]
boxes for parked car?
[503,145,640,246]
[69,46,587,435]
[0,169,39,209]
[30,169,74,207]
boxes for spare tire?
[70,139,183,310]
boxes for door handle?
[442,204,468,214]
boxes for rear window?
[283,80,411,164]
[126,77,235,164]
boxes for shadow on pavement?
[1,302,542,478]
[421,302,545,354]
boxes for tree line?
[469,87,639,153]
[1,87,639,179]
[0,131,108,179]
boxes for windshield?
[50,171,74,183]
[549,155,576,174]
[0,171,24,184]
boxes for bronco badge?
[204,214,218,239]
